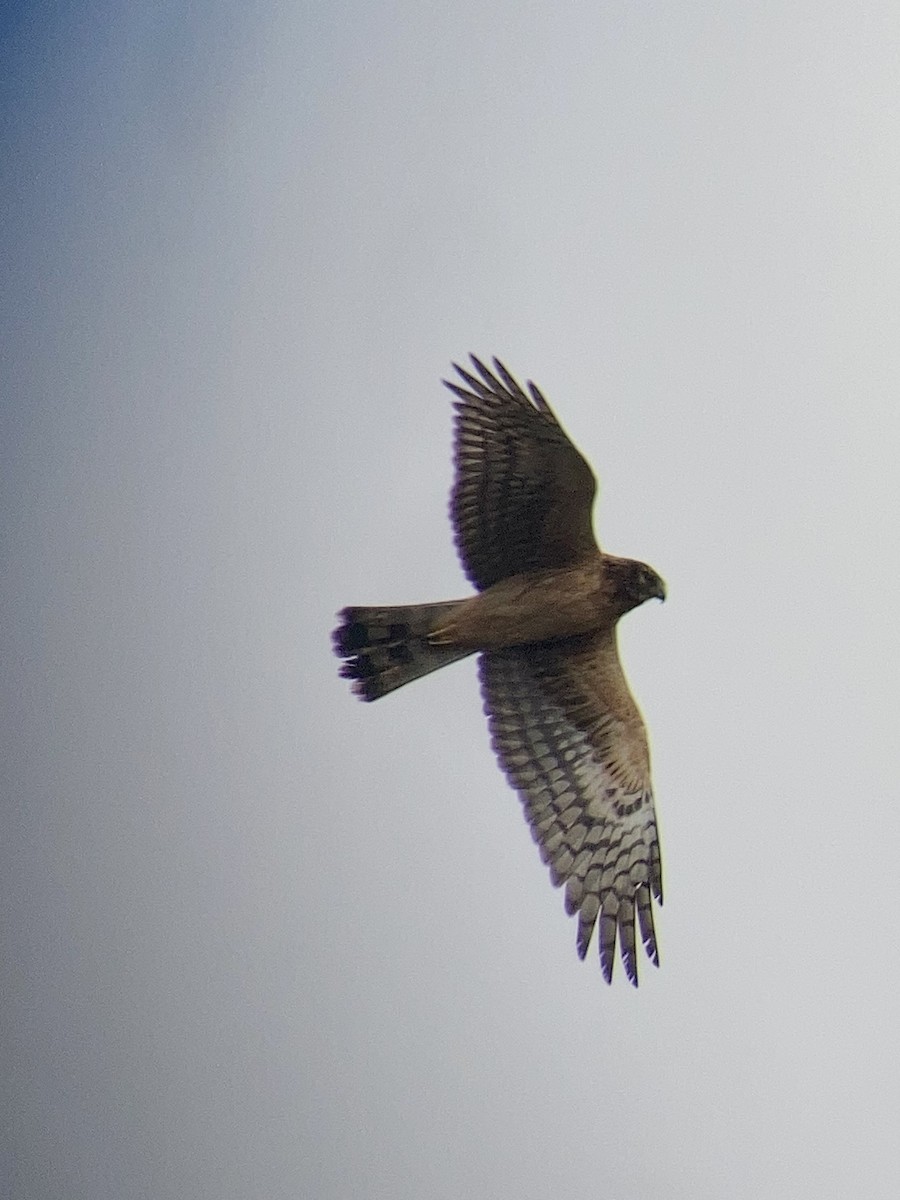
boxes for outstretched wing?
[479,631,662,985]
[444,356,598,591]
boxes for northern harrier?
[333,357,665,985]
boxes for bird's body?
[434,561,608,648]
[333,357,665,985]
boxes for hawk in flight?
[333,357,665,985]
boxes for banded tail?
[333,601,472,701]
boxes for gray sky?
[4,3,900,1197]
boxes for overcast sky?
[4,3,900,1197]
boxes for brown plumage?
[333,356,665,985]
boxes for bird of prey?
[333,356,666,985]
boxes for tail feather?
[333,601,472,701]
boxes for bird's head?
[605,556,667,616]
